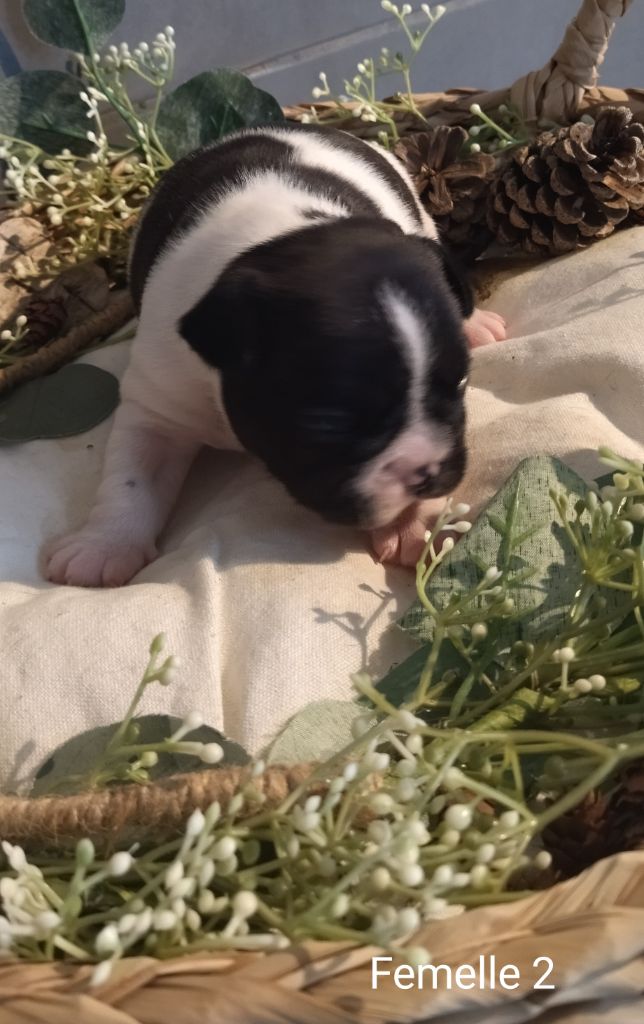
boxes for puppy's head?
[180,217,471,529]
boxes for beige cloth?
[1,225,643,792]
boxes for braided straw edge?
[1,851,644,1022]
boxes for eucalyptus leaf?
[377,456,632,706]
[23,0,125,54]
[372,641,473,713]
[402,457,592,645]
[266,700,364,764]
[0,71,91,154]
[157,70,284,161]
[32,715,249,796]
[0,363,119,443]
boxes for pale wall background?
[0,0,642,105]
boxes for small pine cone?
[395,125,496,259]
[487,106,644,257]
[543,762,644,881]
[19,296,68,352]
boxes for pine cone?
[19,296,68,352]
[488,106,644,257]
[543,762,644,881]
[395,126,496,260]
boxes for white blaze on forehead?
[381,286,429,433]
[354,286,451,528]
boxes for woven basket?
[2,1,644,1021]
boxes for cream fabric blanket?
[1,225,643,792]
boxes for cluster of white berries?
[381,0,446,16]
[97,27,175,76]
[307,2,446,134]
[467,102,519,154]
[311,71,330,101]
[0,315,28,358]
[0,25,177,282]
[0,695,559,981]
[0,120,153,278]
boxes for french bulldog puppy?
[45,124,506,587]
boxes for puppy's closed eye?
[297,407,357,441]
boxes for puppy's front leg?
[45,400,198,587]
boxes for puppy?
[45,124,506,587]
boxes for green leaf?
[377,455,633,707]
[32,715,250,796]
[0,363,119,443]
[157,70,284,161]
[401,456,593,646]
[23,0,125,54]
[374,641,472,713]
[0,71,92,154]
[266,700,364,764]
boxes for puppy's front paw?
[45,531,156,587]
[464,307,507,349]
[369,515,429,568]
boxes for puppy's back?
[129,125,430,310]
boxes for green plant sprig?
[466,102,529,156]
[398,453,644,734]
[303,2,447,145]
[0,30,176,281]
[1,450,643,982]
[0,313,29,366]
[35,635,225,796]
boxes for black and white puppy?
[45,124,506,587]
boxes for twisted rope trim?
[0,764,316,851]
[0,289,134,395]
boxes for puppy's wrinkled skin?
[45,125,506,587]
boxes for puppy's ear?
[419,238,474,319]
[179,267,265,371]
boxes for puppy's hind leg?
[45,400,199,587]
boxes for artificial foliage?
[0,8,282,284]
[1,448,644,982]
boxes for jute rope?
[0,289,134,395]
[0,764,315,851]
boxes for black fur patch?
[418,238,475,319]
